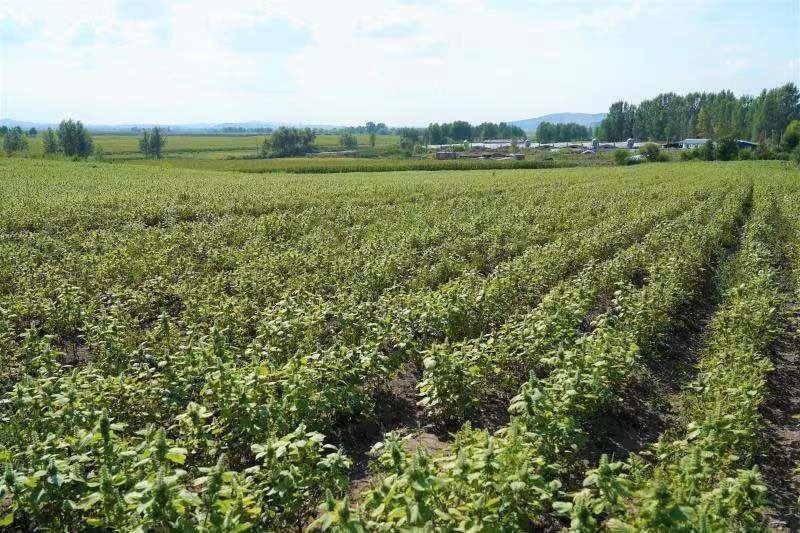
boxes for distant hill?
[511,112,606,133]
[0,118,339,133]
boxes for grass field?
[25,133,401,158]
[1,159,799,530]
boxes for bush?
[699,140,715,161]
[791,146,800,165]
[715,137,739,161]
[738,148,754,160]
[755,142,775,160]
[637,142,661,162]
[612,148,630,165]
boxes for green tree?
[397,128,420,154]
[695,107,713,138]
[369,132,376,147]
[781,119,800,151]
[449,121,472,142]
[714,137,738,161]
[57,119,94,157]
[139,127,167,158]
[262,127,316,157]
[2,126,29,155]
[42,128,59,154]
[339,133,357,149]
[27,127,37,137]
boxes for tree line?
[534,121,592,143]
[596,83,799,143]
[424,121,526,144]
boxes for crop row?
[318,180,751,530]
[567,184,788,531]
[417,184,734,424]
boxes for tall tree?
[2,127,29,155]
[42,128,59,154]
[57,119,94,157]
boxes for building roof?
[682,138,709,143]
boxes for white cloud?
[0,0,794,125]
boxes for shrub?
[738,148,754,160]
[791,146,800,165]
[699,140,715,161]
[637,142,661,162]
[612,148,630,165]
[755,142,775,160]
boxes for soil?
[760,302,800,531]
[338,364,451,501]
[579,275,716,469]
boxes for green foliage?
[262,127,316,157]
[339,132,357,149]
[42,128,59,154]
[715,136,739,161]
[535,121,591,143]
[0,158,797,530]
[139,127,167,159]
[637,142,661,162]
[782,119,800,151]
[2,126,29,155]
[57,119,94,157]
[598,83,800,142]
[612,148,631,165]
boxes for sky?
[0,0,798,126]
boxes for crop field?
[27,133,401,159]
[0,159,799,531]
[121,154,594,174]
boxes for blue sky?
[0,0,797,125]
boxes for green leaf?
[0,512,13,527]
[552,501,572,514]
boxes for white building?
[680,138,709,149]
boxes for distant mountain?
[0,118,55,130]
[511,112,606,132]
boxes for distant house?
[680,138,709,149]
[435,151,458,160]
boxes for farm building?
[680,138,709,149]
[735,139,758,149]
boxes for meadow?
[0,159,798,531]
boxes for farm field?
[120,153,597,174]
[1,159,799,531]
[26,133,401,159]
